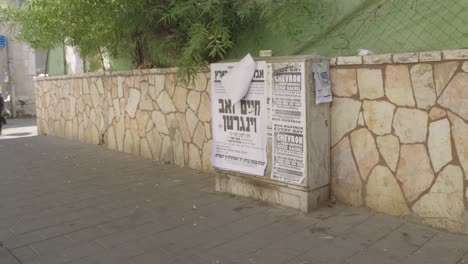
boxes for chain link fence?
[301,0,468,56]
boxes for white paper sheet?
[221,54,257,105]
[211,61,267,176]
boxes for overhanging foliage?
[1,0,326,80]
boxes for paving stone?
[402,232,468,264]
[2,119,468,264]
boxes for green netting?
[297,0,468,56]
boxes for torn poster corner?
[221,53,257,105]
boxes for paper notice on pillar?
[221,54,257,105]
[211,61,268,176]
[271,62,307,185]
[312,62,332,104]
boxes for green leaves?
[0,0,326,80]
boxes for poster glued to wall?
[271,62,307,185]
[210,62,268,176]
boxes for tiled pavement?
[1,119,468,264]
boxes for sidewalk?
[0,119,467,264]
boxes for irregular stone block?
[186,108,199,136]
[434,61,459,96]
[117,76,124,97]
[123,129,134,154]
[204,122,212,140]
[438,73,468,120]
[192,73,208,92]
[90,83,101,109]
[139,138,153,160]
[362,100,395,136]
[176,113,191,143]
[149,75,165,101]
[396,144,434,202]
[160,135,173,163]
[412,165,464,233]
[146,128,162,159]
[366,165,410,216]
[193,122,206,149]
[385,65,415,107]
[331,97,361,146]
[165,74,176,97]
[357,69,384,100]
[173,87,188,112]
[202,141,213,170]
[463,62,468,73]
[429,107,447,121]
[131,119,140,156]
[350,128,380,181]
[393,108,428,143]
[126,89,141,118]
[173,130,185,167]
[187,91,201,112]
[357,112,365,127]
[136,110,150,138]
[152,111,169,135]
[115,116,125,151]
[447,112,468,178]
[156,90,176,114]
[189,144,202,170]
[330,68,358,97]
[410,64,436,110]
[331,137,363,206]
[376,135,400,172]
[197,92,211,122]
[428,118,452,173]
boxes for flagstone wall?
[35,68,214,172]
[35,49,468,233]
[329,49,468,233]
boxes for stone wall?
[329,49,468,233]
[35,68,213,172]
[35,49,468,233]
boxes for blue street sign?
[0,35,6,48]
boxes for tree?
[1,0,326,80]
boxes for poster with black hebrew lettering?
[210,62,267,176]
[271,62,307,185]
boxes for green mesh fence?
[299,0,468,56]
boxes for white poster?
[312,62,333,104]
[211,61,268,176]
[271,62,307,185]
